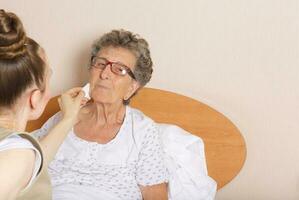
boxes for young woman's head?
[0,10,51,120]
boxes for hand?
[57,87,88,123]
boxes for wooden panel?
[26,87,246,190]
[130,88,246,189]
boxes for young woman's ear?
[29,89,42,110]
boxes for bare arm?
[140,183,168,200]
[0,149,35,200]
[38,117,74,165]
[39,87,87,165]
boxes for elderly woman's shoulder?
[128,106,159,133]
[128,107,154,122]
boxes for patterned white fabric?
[33,106,168,200]
[0,134,42,192]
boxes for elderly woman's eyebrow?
[94,56,126,65]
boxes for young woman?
[0,10,86,200]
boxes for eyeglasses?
[90,56,136,79]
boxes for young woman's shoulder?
[0,135,42,199]
[0,148,36,198]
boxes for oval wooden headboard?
[26,87,246,190]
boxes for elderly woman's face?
[89,46,139,105]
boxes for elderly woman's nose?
[99,65,112,79]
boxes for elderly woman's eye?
[96,63,106,68]
[113,65,127,75]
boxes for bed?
[26,87,246,190]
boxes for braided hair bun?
[0,9,28,59]
[0,10,47,107]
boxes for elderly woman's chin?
[90,90,114,104]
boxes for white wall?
[2,0,299,199]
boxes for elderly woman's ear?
[124,81,140,101]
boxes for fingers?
[58,87,90,122]
[64,87,84,98]
[82,97,89,102]
[60,87,88,107]
[80,97,90,106]
[74,91,85,105]
[65,87,83,94]
[66,88,87,106]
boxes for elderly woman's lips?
[95,84,110,89]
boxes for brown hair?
[0,10,46,107]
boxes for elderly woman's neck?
[91,102,126,125]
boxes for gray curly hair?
[90,29,153,104]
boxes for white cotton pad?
[82,83,90,99]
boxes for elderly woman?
[35,29,168,200]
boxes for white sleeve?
[0,135,42,191]
[136,123,169,186]
[32,112,63,139]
